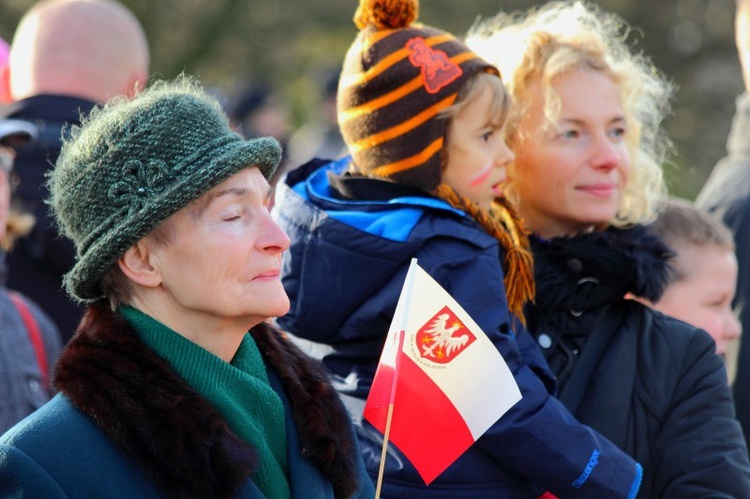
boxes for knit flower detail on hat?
[108,159,170,215]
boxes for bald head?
[8,0,149,102]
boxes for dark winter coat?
[0,95,92,342]
[0,302,373,498]
[696,91,750,446]
[0,250,61,434]
[272,158,643,498]
[527,226,750,498]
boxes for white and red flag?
[364,259,523,486]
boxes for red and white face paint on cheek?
[469,160,494,187]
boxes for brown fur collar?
[54,302,360,498]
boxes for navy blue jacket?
[273,158,642,498]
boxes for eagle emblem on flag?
[416,306,476,364]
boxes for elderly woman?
[468,2,750,497]
[0,77,373,498]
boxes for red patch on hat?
[407,37,463,94]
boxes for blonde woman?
[468,2,750,497]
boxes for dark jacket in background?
[0,95,94,342]
[0,302,372,498]
[272,158,643,499]
[526,226,750,498]
[696,91,750,446]
[0,252,61,434]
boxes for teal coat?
[0,303,373,498]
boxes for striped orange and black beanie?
[338,0,498,192]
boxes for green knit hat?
[49,76,282,303]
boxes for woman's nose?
[590,136,620,171]
[260,211,291,254]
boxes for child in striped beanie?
[337,0,534,321]
[273,0,643,496]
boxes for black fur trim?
[529,226,672,328]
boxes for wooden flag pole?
[373,259,417,498]
[375,326,406,498]
[374,404,395,498]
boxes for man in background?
[696,0,750,444]
[0,0,149,342]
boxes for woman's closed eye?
[221,208,244,222]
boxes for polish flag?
[364,259,522,486]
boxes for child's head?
[649,198,741,356]
[336,0,504,196]
[440,71,514,211]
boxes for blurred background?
[0,0,740,197]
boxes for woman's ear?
[117,240,162,288]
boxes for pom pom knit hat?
[49,77,282,302]
[338,0,498,192]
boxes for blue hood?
[272,158,492,393]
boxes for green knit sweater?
[119,306,290,499]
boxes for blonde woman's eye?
[610,127,626,138]
[558,129,579,139]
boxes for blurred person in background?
[227,83,292,187]
[0,119,61,434]
[645,197,741,381]
[696,0,750,445]
[285,67,347,170]
[0,0,149,343]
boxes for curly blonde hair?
[467,1,673,226]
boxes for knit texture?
[338,0,497,192]
[48,77,282,302]
[120,306,291,499]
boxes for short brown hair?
[648,197,735,282]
